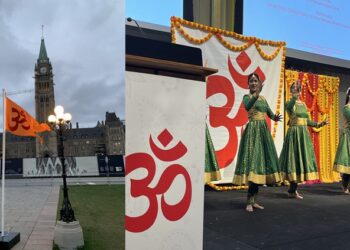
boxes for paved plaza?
[0,177,124,250]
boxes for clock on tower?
[40,66,47,74]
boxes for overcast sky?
[126,0,182,26]
[0,0,125,128]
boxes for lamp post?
[105,155,110,185]
[48,106,75,222]
[50,105,84,249]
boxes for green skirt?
[334,127,350,174]
[205,125,221,183]
[233,120,281,185]
[279,125,319,183]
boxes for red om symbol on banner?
[125,129,192,233]
[207,52,271,169]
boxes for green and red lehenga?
[205,124,221,183]
[279,97,320,183]
[334,104,350,173]
[233,94,281,186]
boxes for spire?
[38,38,48,62]
[38,25,49,62]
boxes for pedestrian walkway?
[1,185,56,250]
[20,186,59,250]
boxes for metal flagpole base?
[0,232,20,249]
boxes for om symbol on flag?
[8,107,30,131]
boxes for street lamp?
[50,105,84,249]
[48,105,75,222]
[105,155,110,185]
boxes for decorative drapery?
[171,17,286,183]
[285,70,340,183]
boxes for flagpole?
[1,89,6,237]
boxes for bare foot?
[341,186,350,194]
[295,191,303,199]
[253,203,264,210]
[246,204,253,212]
[288,192,303,199]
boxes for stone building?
[1,37,124,159]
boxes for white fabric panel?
[125,72,206,250]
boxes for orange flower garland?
[215,34,253,51]
[272,46,286,139]
[171,16,286,61]
[206,182,248,191]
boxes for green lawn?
[55,184,125,250]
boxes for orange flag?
[5,97,51,137]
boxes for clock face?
[40,67,47,74]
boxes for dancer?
[334,88,350,194]
[279,80,328,199]
[233,73,282,212]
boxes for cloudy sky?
[0,0,125,128]
[126,0,182,26]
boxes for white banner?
[23,156,99,176]
[172,17,285,182]
[125,72,206,250]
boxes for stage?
[204,182,350,250]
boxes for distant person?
[279,80,328,199]
[334,88,350,194]
[233,73,282,212]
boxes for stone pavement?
[0,177,124,250]
[11,185,59,250]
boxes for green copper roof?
[38,38,48,61]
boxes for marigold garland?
[215,34,253,51]
[272,46,286,139]
[206,182,248,191]
[171,16,286,61]
[176,23,213,44]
